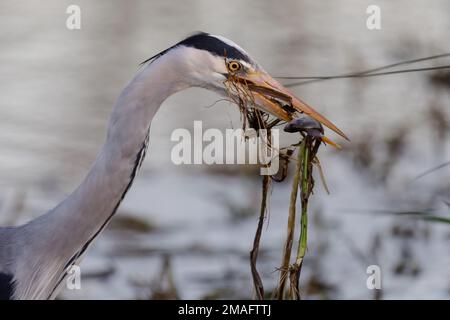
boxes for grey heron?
[0,32,347,300]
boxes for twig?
[250,175,270,300]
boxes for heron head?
[144,32,348,140]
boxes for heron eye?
[227,60,242,73]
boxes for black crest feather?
[140,32,251,66]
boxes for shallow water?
[0,0,449,299]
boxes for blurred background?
[0,0,449,299]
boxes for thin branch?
[277,53,450,80]
[250,175,271,300]
[411,161,450,182]
[283,65,450,87]
[275,52,450,87]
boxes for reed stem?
[276,139,305,299]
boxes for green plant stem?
[289,137,313,300]
[296,139,310,265]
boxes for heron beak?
[238,70,349,141]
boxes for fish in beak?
[235,70,349,142]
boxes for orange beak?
[238,70,349,141]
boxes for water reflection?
[0,0,449,299]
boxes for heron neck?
[64,56,188,236]
[27,55,188,273]
[12,52,191,300]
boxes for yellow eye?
[227,60,242,73]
